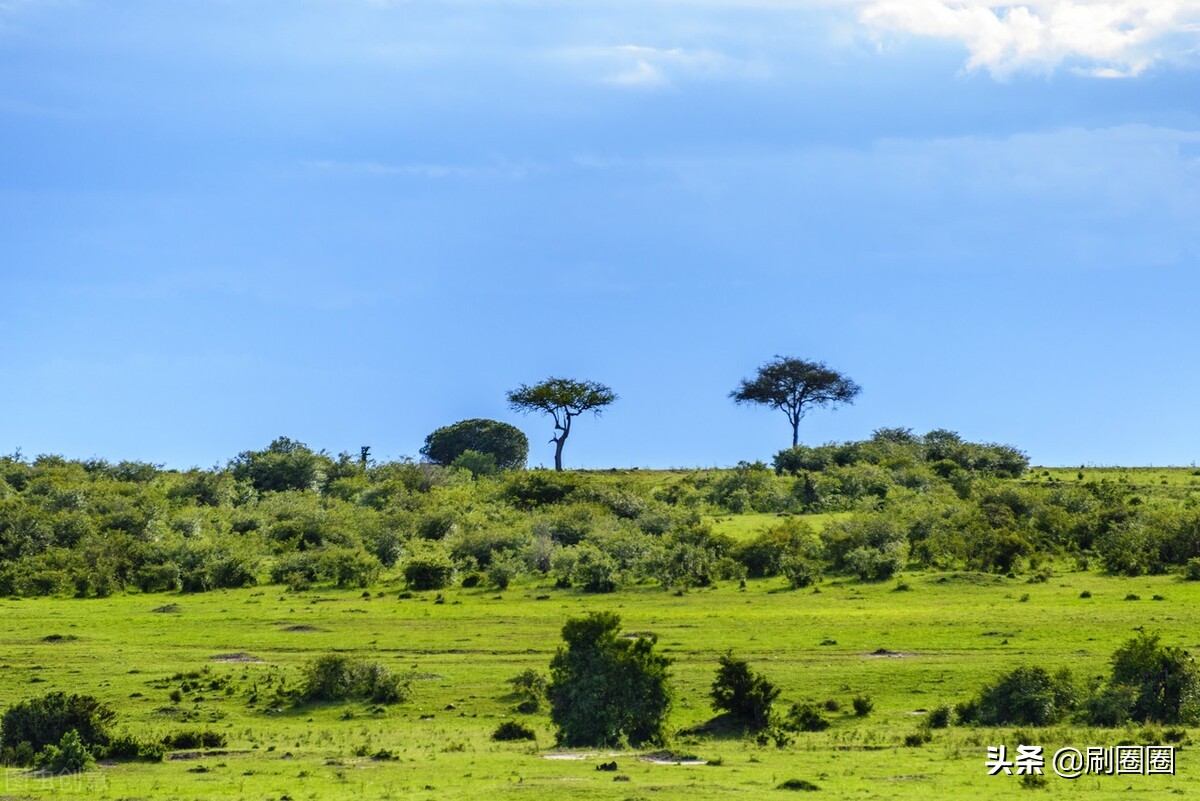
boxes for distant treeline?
[0,429,1197,598]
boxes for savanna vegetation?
[3,417,1200,798]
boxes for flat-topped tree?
[507,377,616,471]
[731,356,861,447]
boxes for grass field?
[3,560,1198,799]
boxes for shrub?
[98,733,165,762]
[35,729,94,773]
[505,471,580,509]
[710,652,779,730]
[403,545,455,591]
[927,705,951,729]
[450,450,499,478]
[851,695,874,717]
[1186,558,1200,581]
[548,612,672,747]
[0,692,115,757]
[782,702,829,732]
[958,666,1076,726]
[229,436,326,493]
[492,721,536,742]
[904,727,932,747]
[1091,632,1200,725]
[421,419,528,471]
[566,544,619,593]
[161,730,227,750]
[735,519,821,579]
[509,669,548,702]
[301,656,411,705]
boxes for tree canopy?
[420,419,528,471]
[731,356,861,447]
[507,377,616,471]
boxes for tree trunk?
[553,436,566,471]
[791,417,800,448]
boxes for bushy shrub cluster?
[957,633,1200,728]
[301,655,412,704]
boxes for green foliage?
[547,611,672,747]
[96,732,164,762]
[559,543,619,593]
[403,543,455,591]
[421,419,529,471]
[782,702,829,732]
[160,730,227,749]
[710,652,779,729]
[1095,632,1200,725]
[508,669,548,705]
[730,356,861,447]
[851,695,874,716]
[735,518,820,579]
[958,666,1076,726]
[0,692,115,758]
[504,471,581,509]
[491,721,536,741]
[927,705,951,728]
[451,450,499,478]
[229,437,328,493]
[34,728,94,773]
[301,655,411,704]
[507,377,617,471]
[825,516,907,580]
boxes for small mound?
[865,649,914,658]
[640,750,706,765]
[211,652,264,663]
[779,778,820,791]
[151,604,182,614]
[41,634,78,643]
[281,624,322,632]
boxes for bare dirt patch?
[864,649,915,659]
[211,652,265,663]
[640,750,707,765]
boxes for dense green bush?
[0,692,115,761]
[1099,632,1200,725]
[34,729,94,773]
[957,666,1076,726]
[421,419,529,471]
[403,544,455,591]
[782,702,829,732]
[711,652,779,729]
[301,655,411,704]
[548,612,672,747]
[230,437,328,493]
[491,721,536,741]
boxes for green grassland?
[3,561,1199,800]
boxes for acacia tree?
[506,377,616,471]
[731,356,860,447]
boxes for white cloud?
[859,1,1200,78]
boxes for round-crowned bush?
[421,419,528,471]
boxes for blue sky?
[2,0,1199,469]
